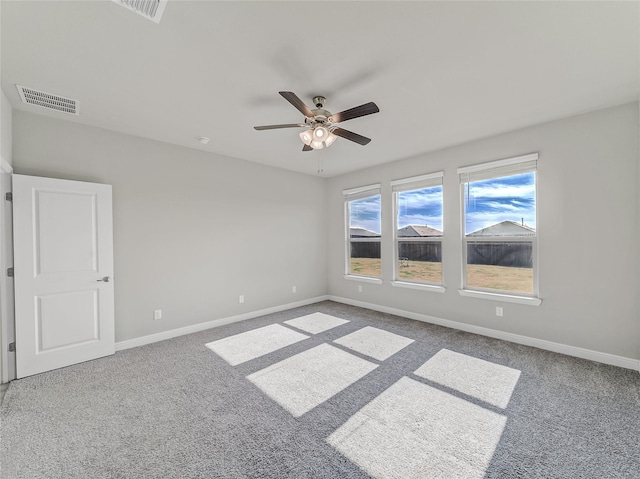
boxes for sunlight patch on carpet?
[414,349,521,409]
[205,324,308,366]
[283,312,349,334]
[327,377,507,479]
[247,343,377,417]
[333,326,414,361]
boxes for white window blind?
[391,171,443,193]
[343,183,381,202]
[458,153,538,183]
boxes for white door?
[13,174,114,378]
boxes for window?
[344,184,381,279]
[459,154,538,298]
[392,172,444,287]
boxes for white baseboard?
[115,295,330,351]
[328,295,640,372]
[115,293,639,373]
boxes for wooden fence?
[350,241,381,259]
[350,241,442,262]
[467,241,532,267]
[398,242,442,262]
[350,240,532,267]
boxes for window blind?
[343,183,381,202]
[391,171,443,193]
[458,153,538,183]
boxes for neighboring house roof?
[350,227,380,238]
[397,225,443,237]
[467,220,535,237]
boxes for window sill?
[392,281,445,293]
[458,289,542,306]
[343,275,383,285]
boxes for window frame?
[343,184,382,283]
[458,153,541,305]
[391,171,445,293]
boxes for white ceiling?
[2,1,638,177]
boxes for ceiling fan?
[254,92,380,151]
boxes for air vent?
[111,0,168,23]
[16,85,78,115]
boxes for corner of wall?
[637,100,640,363]
[0,86,12,382]
[1,87,13,166]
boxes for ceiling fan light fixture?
[299,130,313,146]
[303,127,338,150]
[314,126,328,139]
[324,131,338,147]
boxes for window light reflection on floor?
[327,376,507,479]
[413,348,521,409]
[247,343,378,417]
[205,323,309,366]
[283,312,350,334]
[333,326,414,361]
[206,317,520,478]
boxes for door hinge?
[6,267,13,278]
[8,342,15,352]
[5,192,12,201]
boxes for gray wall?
[9,103,640,361]
[327,102,640,360]
[1,88,11,164]
[12,111,328,342]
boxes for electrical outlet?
[239,295,244,304]
[153,309,162,320]
[358,285,363,293]
[496,306,504,317]
[292,286,296,293]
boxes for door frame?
[0,157,14,383]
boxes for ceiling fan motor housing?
[312,96,326,108]
[307,108,332,125]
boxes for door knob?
[97,276,111,282]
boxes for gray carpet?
[1,300,639,478]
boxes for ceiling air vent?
[111,0,168,23]
[16,85,79,115]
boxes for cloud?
[467,173,535,200]
[350,195,381,233]
[477,200,531,212]
[468,184,535,200]
[397,186,443,230]
[464,173,536,232]
[397,187,443,210]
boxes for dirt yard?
[350,258,533,293]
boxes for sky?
[465,172,536,234]
[397,185,443,231]
[349,186,444,235]
[349,195,382,234]
[349,172,536,236]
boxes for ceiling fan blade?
[254,123,305,130]
[332,127,372,146]
[279,91,315,118]
[302,144,313,152]
[330,102,379,123]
